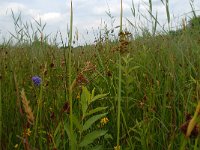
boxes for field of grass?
[1,0,200,150]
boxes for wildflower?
[76,92,80,99]
[26,128,31,136]
[23,128,32,137]
[14,144,19,148]
[114,145,120,150]
[32,76,42,86]
[100,117,109,126]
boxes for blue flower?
[32,76,42,86]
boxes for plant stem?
[117,0,123,148]
[68,0,75,149]
[33,84,43,147]
[0,76,2,149]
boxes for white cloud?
[35,12,63,22]
[0,0,200,45]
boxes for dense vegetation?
[0,1,200,150]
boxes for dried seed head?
[50,62,55,68]
[21,89,34,124]
[50,112,55,120]
[180,113,199,138]
[82,61,96,73]
[106,70,112,77]
[63,101,70,114]
[76,73,89,86]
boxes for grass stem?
[117,0,123,148]
[0,76,2,149]
[68,1,75,149]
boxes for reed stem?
[117,0,123,148]
[68,0,75,149]
[0,76,2,149]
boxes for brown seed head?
[21,89,34,124]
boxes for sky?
[0,0,200,45]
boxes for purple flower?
[32,76,42,86]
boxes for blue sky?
[0,0,200,45]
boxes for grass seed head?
[21,89,34,125]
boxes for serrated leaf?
[79,130,107,147]
[85,107,107,118]
[83,113,107,131]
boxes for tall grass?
[68,0,75,149]
[116,0,123,149]
[0,73,2,150]
[1,0,200,150]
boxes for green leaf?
[64,122,77,145]
[85,107,107,118]
[53,121,62,147]
[89,93,108,105]
[64,122,70,139]
[54,122,61,137]
[81,86,90,117]
[83,113,107,131]
[89,145,103,150]
[73,114,83,132]
[79,130,107,147]
[91,88,95,100]
[104,133,113,140]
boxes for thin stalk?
[120,0,123,33]
[33,84,43,147]
[180,135,187,150]
[165,0,170,29]
[0,76,2,149]
[117,51,122,149]
[117,0,123,148]
[121,109,134,148]
[68,0,75,149]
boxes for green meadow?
[1,0,200,150]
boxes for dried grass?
[21,89,34,124]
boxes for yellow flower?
[114,145,120,150]
[23,128,32,137]
[26,128,31,136]
[100,117,109,126]
[76,92,80,99]
[14,144,19,148]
